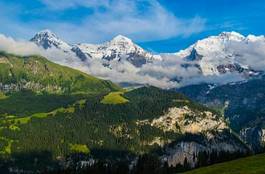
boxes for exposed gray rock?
[162,131,248,168]
[240,127,265,152]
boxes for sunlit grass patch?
[69,144,90,154]
[0,92,8,100]
[101,92,129,104]
[0,137,15,154]
[13,117,31,124]
[9,125,20,131]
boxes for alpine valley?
[0,30,265,174]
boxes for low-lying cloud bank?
[0,34,265,89]
[0,34,90,74]
[228,40,265,71]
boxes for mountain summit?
[175,31,262,76]
[30,30,161,67]
[110,34,133,44]
[30,30,72,51]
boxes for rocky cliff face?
[150,106,227,134]
[136,104,248,168]
[262,129,265,145]
[0,82,62,93]
[162,131,248,168]
[156,106,247,168]
[240,127,265,152]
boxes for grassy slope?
[0,52,122,158]
[184,154,265,174]
[0,52,121,116]
[101,91,129,104]
[0,51,120,94]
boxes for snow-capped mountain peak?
[35,29,55,37]
[73,34,161,66]
[175,31,260,76]
[105,34,140,53]
[28,30,265,88]
[30,29,72,51]
[218,31,245,41]
[110,35,133,44]
[30,30,161,67]
[246,34,265,42]
[175,31,245,59]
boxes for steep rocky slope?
[177,75,265,153]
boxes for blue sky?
[0,0,264,53]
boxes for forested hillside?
[0,52,248,173]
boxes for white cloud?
[36,0,206,43]
[228,40,265,71]
[86,59,179,89]
[0,34,42,55]
[0,34,85,69]
[39,0,109,10]
[0,0,206,44]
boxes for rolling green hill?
[0,52,120,116]
[184,153,265,174]
[0,51,119,95]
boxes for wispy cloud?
[38,0,109,10]
[48,0,206,43]
[0,0,206,44]
[228,40,265,71]
[0,34,85,69]
[0,34,48,56]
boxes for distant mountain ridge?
[29,30,265,88]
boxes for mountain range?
[29,30,265,88]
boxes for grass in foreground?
[184,154,265,174]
